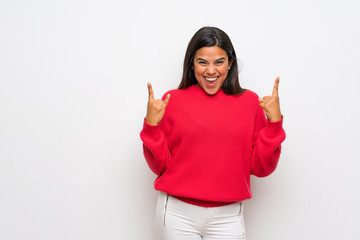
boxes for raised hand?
[258,77,282,122]
[145,83,170,126]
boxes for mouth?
[205,77,218,82]
[204,76,219,85]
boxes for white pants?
[156,192,246,240]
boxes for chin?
[204,88,220,95]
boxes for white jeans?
[156,192,246,240]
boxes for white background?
[1,0,359,239]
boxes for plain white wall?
[1,0,359,239]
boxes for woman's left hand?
[258,77,282,122]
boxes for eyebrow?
[196,57,226,62]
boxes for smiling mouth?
[205,77,219,82]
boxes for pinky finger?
[164,94,171,106]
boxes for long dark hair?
[178,26,245,95]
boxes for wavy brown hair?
[178,27,245,95]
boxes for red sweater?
[140,85,286,207]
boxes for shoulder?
[161,88,183,100]
[235,89,260,104]
[242,89,259,98]
[161,86,197,100]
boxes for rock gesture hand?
[258,77,282,122]
[145,83,171,126]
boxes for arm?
[250,107,286,177]
[140,83,171,175]
[251,77,286,177]
[140,120,171,176]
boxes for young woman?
[140,26,286,240]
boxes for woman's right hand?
[145,83,170,126]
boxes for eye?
[198,61,207,65]
[215,60,224,65]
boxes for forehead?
[194,46,228,60]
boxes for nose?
[206,64,216,75]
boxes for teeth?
[206,77,218,82]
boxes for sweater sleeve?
[140,119,171,176]
[250,106,286,177]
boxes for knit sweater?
[140,85,286,207]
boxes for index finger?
[272,77,280,96]
[147,82,154,100]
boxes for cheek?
[194,67,205,78]
[221,66,230,73]
[219,68,229,78]
[194,65,204,73]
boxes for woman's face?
[193,46,232,95]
